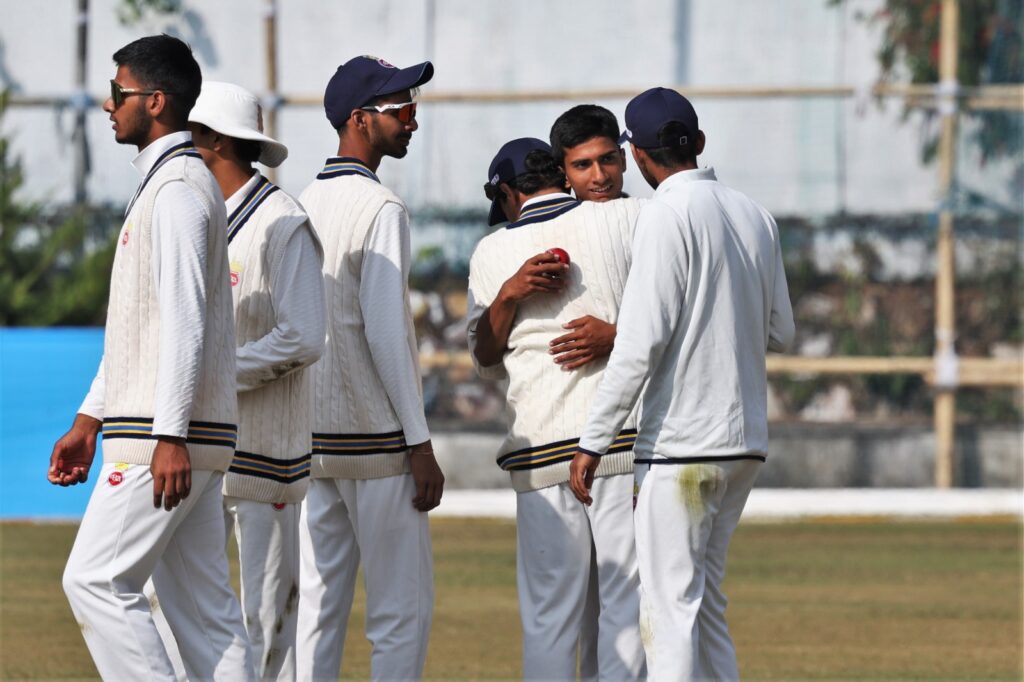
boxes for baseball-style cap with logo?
[324,55,434,129]
[483,137,552,226]
[188,81,288,167]
[619,87,699,149]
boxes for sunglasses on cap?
[360,101,417,124]
[109,79,163,108]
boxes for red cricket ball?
[547,248,570,265]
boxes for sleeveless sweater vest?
[300,162,420,479]
[223,176,322,503]
[101,144,238,471]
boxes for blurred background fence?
[1,0,1021,516]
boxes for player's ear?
[147,90,169,119]
[695,130,706,156]
[630,144,643,166]
[619,147,627,171]
[349,108,369,131]
[211,130,227,153]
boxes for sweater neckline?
[125,141,203,217]
[227,175,279,243]
[316,156,380,183]
[506,196,580,229]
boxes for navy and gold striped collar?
[506,195,580,229]
[316,156,380,183]
[227,175,279,243]
[126,140,203,217]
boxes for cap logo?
[490,173,500,185]
[624,128,632,139]
[364,55,396,69]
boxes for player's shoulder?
[263,183,308,220]
[470,223,510,260]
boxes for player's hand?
[496,252,569,305]
[409,440,444,512]
[48,414,101,486]
[151,437,191,512]
[550,316,616,370]
[569,450,600,506]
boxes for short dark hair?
[112,34,201,128]
[643,121,698,169]
[509,149,567,195]
[549,104,621,165]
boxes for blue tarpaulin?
[1,328,104,518]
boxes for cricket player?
[545,104,632,373]
[49,36,254,680]
[550,104,629,204]
[154,80,324,682]
[296,55,445,681]
[467,138,645,680]
[570,88,796,680]
[548,103,639,679]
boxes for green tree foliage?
[116,0,181,25]
[0,92,115,325]
[838,0,1023,164]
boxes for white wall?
[0,0,1017,217]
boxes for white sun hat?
[188,81,288,167]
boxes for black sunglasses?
[109,79,162,108]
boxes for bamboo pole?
[933,0,960,488]
[417,351,1024,388]
[262,0,279,182]
[10,84,1022,111]
[71,0,89,206]
[273,83,1024,107]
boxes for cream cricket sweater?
[100,140,238,471]
[467,194,644,492]
[223,173,325,503]
[300,157,429,480]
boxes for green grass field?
[1,518,1021,680]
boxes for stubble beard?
[118,105,153,148]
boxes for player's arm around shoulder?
[468,234,568,368]
[466,233,510,378]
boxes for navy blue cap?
[324,55,434,129]
[619,87,699,149]
[484,137,552,226]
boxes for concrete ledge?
[434,488,1024,520]
[430,423,1024,489]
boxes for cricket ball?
[547,248,570,265]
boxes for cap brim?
[378,61,434,98]
[487,198,507,227]
[618,130,631,145]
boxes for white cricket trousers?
[223,497,300,682]
[63,462,254,681]
[634,458,761,682]
[516,474,645,681]
[149,498,299,682]
[296,473,433,681]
